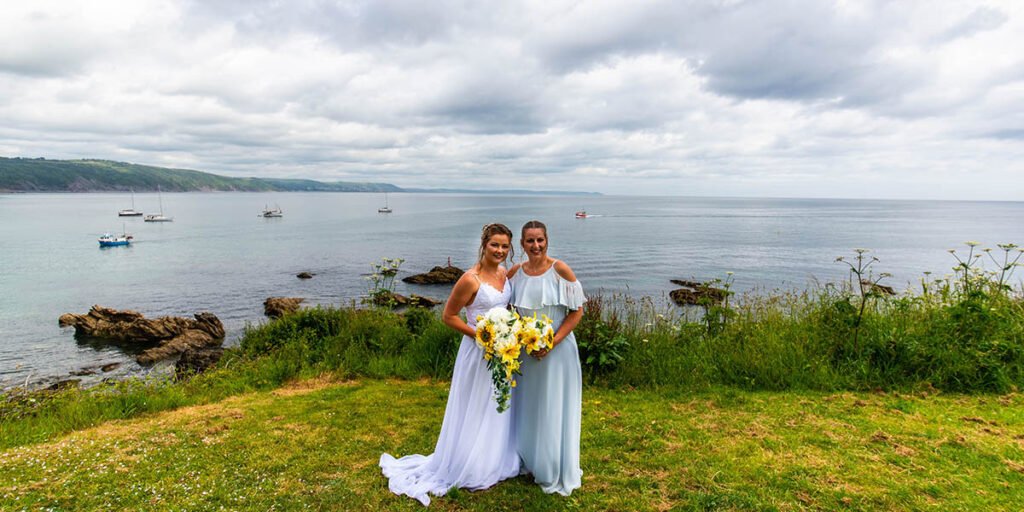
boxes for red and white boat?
[574,210,589,219]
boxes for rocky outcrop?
[669,280,729,306]
[402,265,464,284]
[47,379,81,391]
[264,297,304,318]
[371,291,442,308]
[297,272,314,279]
[860,279,896,296]
[175,347,225,380]
[58,305,225,365]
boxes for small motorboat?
[575,210,589,219]
[261,204,283,218]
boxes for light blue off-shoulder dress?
[510,262,585,495]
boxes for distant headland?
[0,157,601,196]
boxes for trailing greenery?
[2,379,1022,510]
[0,157,399,192]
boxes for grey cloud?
[932,6,1008,43]
[183,0,498,47]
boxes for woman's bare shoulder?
[506,263,522,278]
[453,269,481,291]
[553,260,577,281]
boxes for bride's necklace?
[479,265,503,283]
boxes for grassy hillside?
[0,157,396,192]
[2,378,1021,510]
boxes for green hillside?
[0,157,396,192]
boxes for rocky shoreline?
[8,263,728,393]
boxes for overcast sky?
[1,1,1022,199]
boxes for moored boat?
[261,204,283,218]
[378,192,393,213]
[99,225,134,247]
[144,186,173,222]
[98,233,133,247]
[118,189,143,217]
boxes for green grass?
[1,378,1022,511]
[1,246,1022,509]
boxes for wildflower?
[965,241,980,247]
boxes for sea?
[1,192,1022,389]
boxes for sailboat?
[98,223,134,247]
[378,192,393,213]
[118,189,143,217]
[261,204,283,218]
[144,186,173,222]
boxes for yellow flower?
[498,341,521,364]
[475,323,496,350]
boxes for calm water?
[1,192,1022,387]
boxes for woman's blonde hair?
[479,223,514,263]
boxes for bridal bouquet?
[474,307,555,412]
[518,312,555,357]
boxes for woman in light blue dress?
[380,224,521,506]
[508,220,585,496]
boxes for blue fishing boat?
[98,233,133,247]
[98,224,134,247]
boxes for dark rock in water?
[402,265,464,284]
[175,347,225,380]
[101,362,121,372]
[669,280,729,306]
[860,279,896,296]
[371,291,441,308]
[407,294,442,308]
[58,305,225,365]
[264,297,305,318]
[297,272,314,279]
[47,379,81,391]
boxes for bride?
[379,223,521,506]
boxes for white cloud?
[1,0,1023,199]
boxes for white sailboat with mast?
[144,186,173,222]
[378,192,393,213]
[118,189,143,217]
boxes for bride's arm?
[442,273,479,338]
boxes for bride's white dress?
[379,278,520,506]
